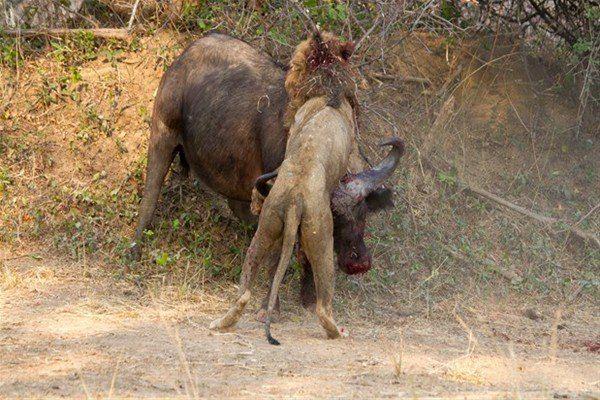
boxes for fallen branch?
[3,28,130,40]
[419,95,600,250]
[440,239,523,283]
[423,157,600,250]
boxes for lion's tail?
[264,197,303,345]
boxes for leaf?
[155,252,169,266]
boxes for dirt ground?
[1,26,599,399]
[1,251,598,399]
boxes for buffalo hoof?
[255,308,280,324]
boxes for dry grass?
[0,22,598,398]
[1,26,597,309]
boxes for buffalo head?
[254,137,404,275]
[330,137,405,274]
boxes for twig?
[439,64,463,96]
[448,52,518,98]
[0,253,35,262]
[355,13,382,51]
[348,8,367,36]
[127,0,142,31]
[367,72,431,85]
[549,308,563,363]
[575,203,600,227]
[441,243,522,283]
[287,0,318,33]
[575,37,599,137]
[3,28,130,40]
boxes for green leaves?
[327,2,348,22]
[585,6,600,21]
[440,0,460,22]
[437,171,457,186]
[0,168,12,194]
[298,0,352,32]
[0,36,22,69]
[180,1,217,32]
[573,39,593,54]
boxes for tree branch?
[2,28,130,40]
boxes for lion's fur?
[283,31,358,128]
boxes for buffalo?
[210,31,404,343]
[132,32,402,314]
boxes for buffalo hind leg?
[176,145,190,180]
[131,122,178,260]
[228,199,257,225]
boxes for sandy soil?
[1,252,598,399]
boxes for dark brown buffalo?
[132,33,401,310]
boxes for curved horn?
[255,171,278,197]
[344,137,405,199]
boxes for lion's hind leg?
[210,210,282,330]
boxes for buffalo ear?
[255,171,278,197]
[365,187,394,212]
